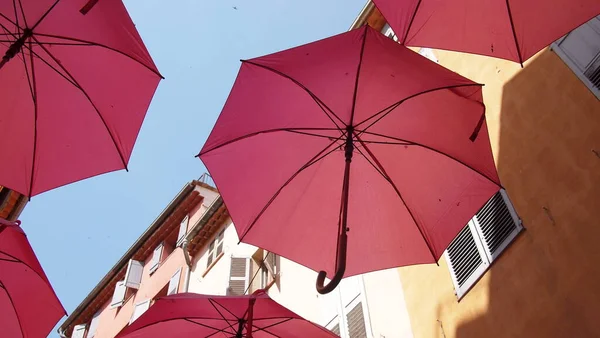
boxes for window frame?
[148,243,164,275]
[444,189,523,300]
[130,299,150,324]
[206,229,225,268]
[551,15,600,99]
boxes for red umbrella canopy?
[372,0,600,64]
[116,291,338,338]
[0,0,162,197]
[199,25,501,293]
[0,220,66,338]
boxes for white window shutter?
[87,311,101,338]
[167,269,181,296]
[177,216,188,242]
[130,300,150,324]
[149,244,163,274]
[71,324,86,338]
[472,190,523,262]
[445,221,489,299]
[326,316,341,336]
[227,257,249,295]
[124,260,144,289]
[110,280,127,309]
[345,302,367,338]
[264,252,278,276]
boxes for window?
[124,259,144,290]
[177,216,188,243]
[87,311,100,338]
[381,23,398,42]
[109,281,127,309]
[206,229,225,267]
[71,324,86,338]
[227,257,250,295]
[320,276,372,338]
[167,268,181,295]
[149,243,163,274]
[445,190,522,299]
[130,299,150,324]
[552,15,600,99]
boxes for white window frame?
[167,268,182,296]
[130,299,150,324]
[381,23,399,42]
[206,229,225,268]
[551,15,600,99]
[177,216,188,244]
[87,311,101,338]
[149,243,163,275]
[124,259,144,290]
[444,189,523,299]
[71,324,87,338]
[109,280,127,309]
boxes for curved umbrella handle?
[316,231,347,294]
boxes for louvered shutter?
[110,280,127,308]
[264,252,278,276]
[177,217,188,242]
[445,222,489,298]
[472,190,522,262]
[71,324,86,338]
[326,316,341,336]
[124,260,144,289]
[167,269,181,295]
[149,244,163,274]
[347,303,367,338]
[228,257,249,295]
[130,300,150,324]
[87,311,101,337]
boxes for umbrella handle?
[316,231,347,294]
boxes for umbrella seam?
[26,39,38,198]
[0,281,26,338]
[505,0,524,65]
[402,0,423,44]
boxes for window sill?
[202,252,224,278]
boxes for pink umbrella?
[0,219,66,338]
[116,291,338,338]
[372,0,600,64]
[198,25,501,293]
[0,0,162,197]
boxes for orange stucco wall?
[397,46,600,337]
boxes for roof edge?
[58,181,197,332]
[349,1,375,30]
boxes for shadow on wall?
[455,50,600,337]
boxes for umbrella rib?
[198,128,340,156]
[353,83,483,132]
[505,0,524,65]
[32,32,164,79]
[241,60,345,129]
[208,298,238,333]
[250,317,293,333]
[18,38,80,88]
[31,35,130,171]
[402,0,423,44]
[16,0,27,28]
[352,134,438,262]
[357,130,502,187]
[349,16,369,126]
[182,318,236,335]
[27,39,39,198]
[249,322,285,338]
[237,135,345,243]
[0,281,25,338]
[0,249,60,301]
[12,0,20,35]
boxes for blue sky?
[17,1,367,336]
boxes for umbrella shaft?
[0,29,32,70]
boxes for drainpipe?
[179,239,193,292]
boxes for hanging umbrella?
[198,25,502,293]
[0,219,66,338]
[0,0,162,197]
[115,291,338,338]
[372,0,600,64]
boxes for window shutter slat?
[124,260,144,289]
[228,257,249,295]
[347,302,367,338]
[167,269,181,296]
[110,280,127,308]
[446,226,484,287]
[71,324,87,338]
[473,191,522,261]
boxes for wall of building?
[92,245,188,338]
[395,43,600,337]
